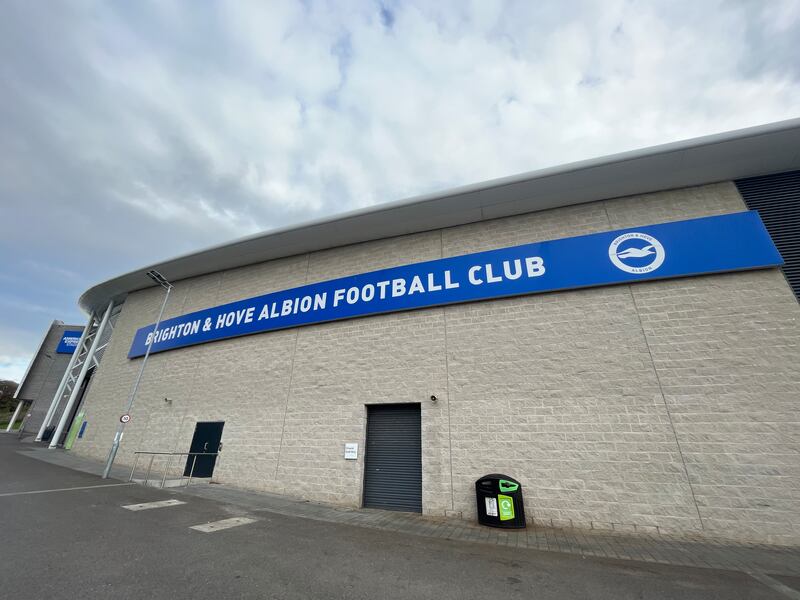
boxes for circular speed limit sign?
[120,414,131,424]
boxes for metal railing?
[128,451,219,488]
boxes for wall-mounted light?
[164,397,172,406]
[430,395,437,402]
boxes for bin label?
[485,497,498,517]
[498,494,515,521]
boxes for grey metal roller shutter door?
[363,403,422,512]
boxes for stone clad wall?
[19,322,85,436]
[71,181,800,544]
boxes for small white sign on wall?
[344,443,358,460]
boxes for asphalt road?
[0,435,784,599]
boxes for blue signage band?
[57,330,83,354]
[128,211,783,358]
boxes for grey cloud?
[1,0,799,380]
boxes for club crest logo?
[608,232,665,274]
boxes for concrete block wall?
[71,181,800,544]
[19,322,85,436]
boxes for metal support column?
[49,300,114,449]
[5,401,24,432]
[102,271,171,479]
[36,316,95,441]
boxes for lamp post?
[102,270,172,479]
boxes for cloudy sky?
[2,0,799,382]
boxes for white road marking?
[122,499,186,511]
[190,517,257,533]
[0,482,135,497]
[748,572,800,600]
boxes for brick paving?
[20,444,800,579]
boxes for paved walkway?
[17,443,800,587]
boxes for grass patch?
[0,412,20,430]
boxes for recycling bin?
[475,474,526,529]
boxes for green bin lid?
[499,479,519,492]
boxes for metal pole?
[188,455,197,486]
[102,283,171,479]
[144,455,155,485]
[129,454,140,482]
[5,401,24,432]
[36,318,94,441]
[211,451,221,484]
[160,455,173,489]
[49,301,114,449]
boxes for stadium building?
[37,120,800,544]
[6,321,85,443]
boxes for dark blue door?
[184,421,224,478]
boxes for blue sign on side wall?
[57,330,83,354]
[128,211,783,359]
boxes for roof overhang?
[79,118,800,315]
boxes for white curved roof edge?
[79,118,800,315]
